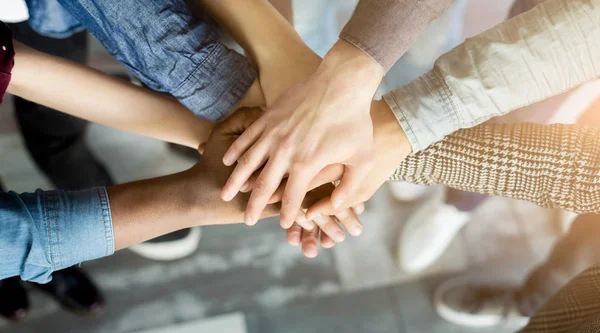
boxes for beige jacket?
[384,0,600,152]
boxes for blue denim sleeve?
[56,0,256,121]
[0,188,114,284]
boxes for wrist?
[321,40,384,80]
[371,99,412,164]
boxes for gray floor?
[0,0,582,332]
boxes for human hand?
[221,39,385,229]
[185,107,366,227]
[244,99,411,227]
[285,202,365,258]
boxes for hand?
[221,40,385,229]
[304,100,412,219]
[247,100,411,224]
[184,107,365,226]
[286,203,365,258]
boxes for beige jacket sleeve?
[392,122,600,214]
[339,0,453,71]
[384,0,600,152]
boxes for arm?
[0,108,337,283]
[55,0,261,121]
[340,0,453,71]
[9,41,213,149]
[393,122,600,214]
[385,0,600,152]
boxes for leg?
[10,22,113,190]
[518,214,600,316]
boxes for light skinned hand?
[220,39,385,229]
[286,203,365,258]
[243,99,411,228]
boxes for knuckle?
[281,194,296,207]
[253,177,269,192]
[237,153,253,167]
[336,210,349,220]
[276,137,294,156]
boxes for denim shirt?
[26,0,256,121]
[0,188,114,283]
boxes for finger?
[352,203,365,215]
[280,167,319,229]
[286,223,303,246]
[268,179,288,203]
[320,232,336,249]
[331,163,373,209]
[301,222,320,258]
[335,208,363,237]
[312,214,346,243]
[308,164,345,191]
[245,154,290,226]
[197,142,206,155]
[306,197,337,221]
[221,139,270,202]
[222,117,266,166]
[293,209,314,231]
[270,164,343,204]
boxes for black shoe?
[32,267,105,317]
[129,227,202,261]
[0,277,29,321]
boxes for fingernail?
[351,225,363,236]
[352,205,365,215]
[222,190,232,201]
[333,199,343,209]
[223,156,232,166]
[245,215,255,226]
[297,215,307,223]
[307,213,321,221]
[334,231,346,242]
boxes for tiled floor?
[0,0,579,332]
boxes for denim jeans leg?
[10,22,113,190]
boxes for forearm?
[385,0,600,152]
[194,0,319,104]
[9,42,213,149]
[340,0,453,71]
[108,172,199,251]
[108,165,286,251]
[393,122,600,214]
[194,0,306,67]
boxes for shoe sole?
[129,227,202,261]
[434,276,529,327]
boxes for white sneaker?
[398,194,471,273]
[129,227,201,261]
[434,277,529,328]
[388,182,431,202]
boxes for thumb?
[330,162,372,209]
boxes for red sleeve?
[0,22,15,104]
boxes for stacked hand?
[202,0,413,257]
